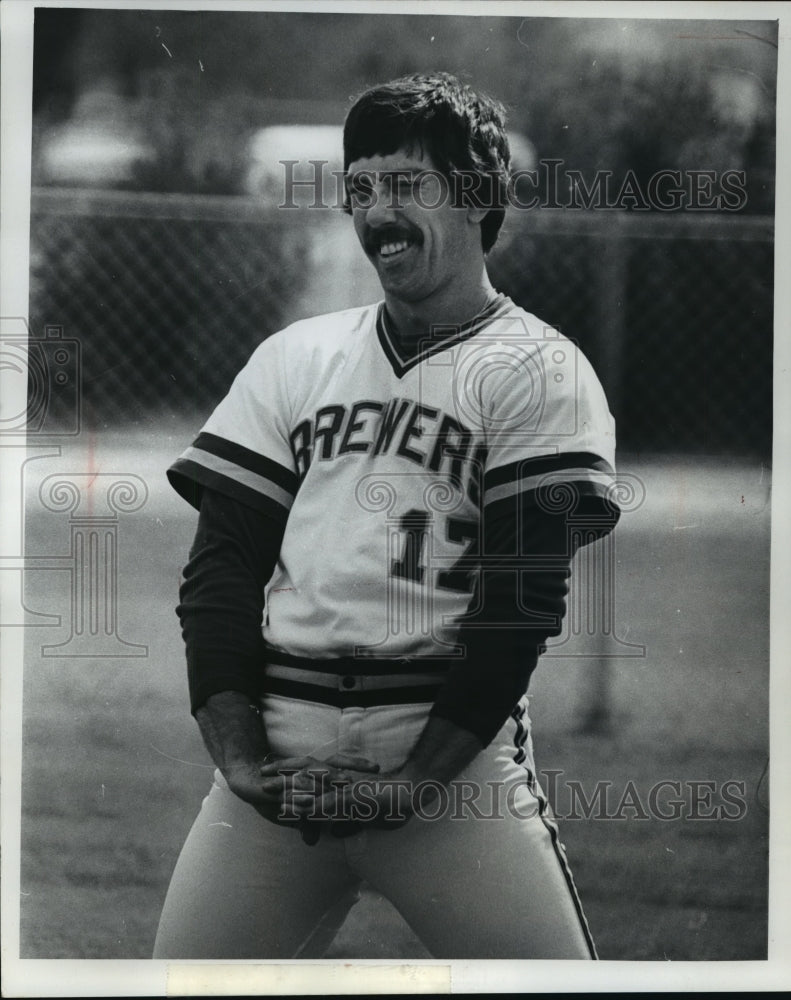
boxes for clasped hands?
[258,753,415,844]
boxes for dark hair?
[343,72,511,254]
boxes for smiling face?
[346,149,486,308]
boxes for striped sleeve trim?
[483,452,616,509]
[167,454,294,519]
[194,432,298,493]
[167,431,297,514]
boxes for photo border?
[2,0,789,995]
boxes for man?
[154,73,619,960]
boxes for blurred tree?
[32,9,776,208]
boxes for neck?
[384,269,498,350]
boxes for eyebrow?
[345,168,427,187]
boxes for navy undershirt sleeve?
[177,487,284,714]
[430,495,619,746]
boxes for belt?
[261,651,456,708]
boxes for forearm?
[426,496,617,751]
[428,508,574,747]
[398,714,484,787]
[195,689,270,776]
[177,488,284,714]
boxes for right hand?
[225,753,381,842]
[262,753,382,844]
[259,752,381,813]
[222,758,296,825]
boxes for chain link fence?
[28,188,773,455]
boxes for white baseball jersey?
[168,294,617,662]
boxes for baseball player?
[154,73,620,960]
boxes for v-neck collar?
[375,294,512,378]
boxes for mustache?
[363,224,423,255]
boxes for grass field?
[16,428,770,960]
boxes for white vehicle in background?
[244,124,344,208]
[244,123,536,208]
[244,124,377,318]
[37,82,156,187]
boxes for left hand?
[305,771,416,835]
[260,754,414,837]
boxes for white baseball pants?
[153,693,595,959]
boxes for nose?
[364,181,399,227]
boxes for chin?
[381,279,427,302]
[376,266,425,294]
